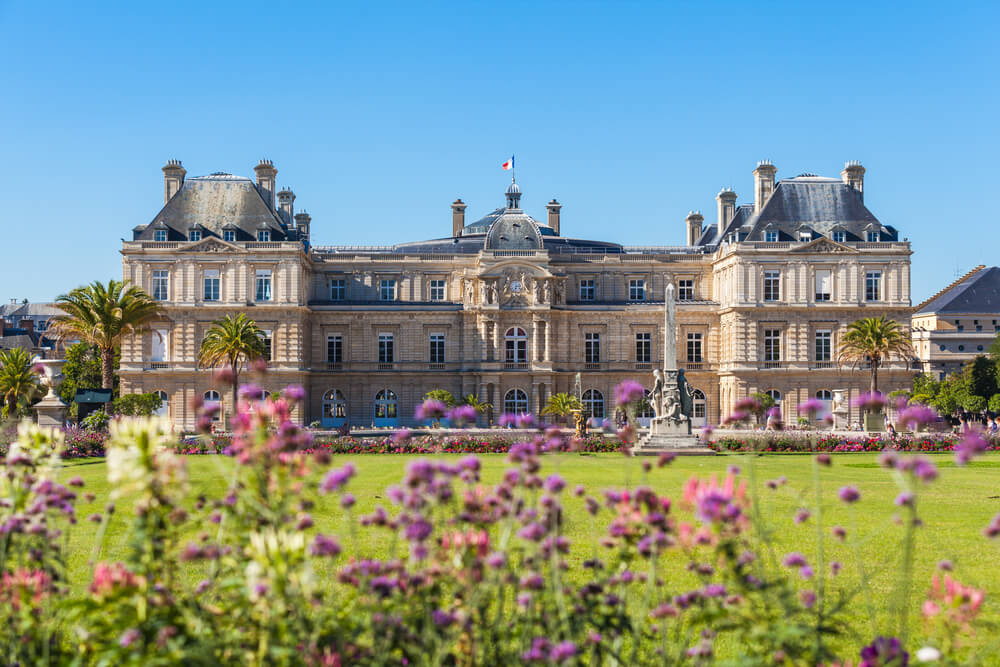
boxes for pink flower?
[447,404,478,426]
[797,398,825,417]
[415,399,448,421]
[614,380,646,407]
[853,391,887,412]
[898,404,937,431]
[838,486,861,503]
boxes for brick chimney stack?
[254,159,278,210]
[162,159,186,204]
[451,199,467,237]
[841,161,866,201]
[546,199,562,236]
[753,160,777,214]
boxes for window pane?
[815,269,831,301]
[255,270,272,301]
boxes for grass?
[59,450,1000,658]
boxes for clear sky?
[1,0,997,303]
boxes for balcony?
[811,361,834,369]
[427,363,446,370]
[326,362,343,371]
[504,361,529,370]
[148,361,170,370]
[377,362,394,371]
[584,362,602,370]
[685,361,704,370]
[761,361,783,369]
[634,362,652,370]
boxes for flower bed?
[710,432,999,453]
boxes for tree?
[0,348,41,418]
[989,394,1000,413]
[968,356,998,402]
[838,316,914,394]
[111,392,163,417]
[58,343,116,417]
[461,393,493,421]
[423,389,457,407]
[750,392,776,422]
[49,280,163,393]
[910,373,940,406]
[198,313,265,425]
[962,394,987,413]
[541,393,583,424]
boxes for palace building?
[120,158,914,430]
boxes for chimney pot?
[546,199,562,236]
[253,159,278,210]
[841,161,866,201]
[451,198,467,237]
[161,159,186,204]
[753,160,778,214]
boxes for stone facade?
[120,159,914,430]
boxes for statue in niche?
[487,280,498,304]
[465,280,474,304]
[543,281,552,304]
[479,281,488,305]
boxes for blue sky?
[1,0,997,302]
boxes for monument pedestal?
[34,394,67,429]
[632,417,715,456]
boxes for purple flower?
[119,628,141,648]
[415,399,448,421]
[782,552,808,568]
[549,641,577,662]
[447,404,478,426]
[800,565,814,580]
[853,391,888,413]
[955,429,989,465]
[895,492,914,507]
[794,509,811,524]
[431,609,455,627]
[391,428,411,443]
[699,424,715,442]
[486,551,506,568]
[702,584,727,598]
[284,384,306,402]
[831,561,842,576]
[521,637,550,662]
[816,453,832,466]
[310,534,342,557]
[341,493,356,509]
[859,636,909,667]
[516,413,537,429]
[797,397,825,417]
[238,383,264,401]
[832,525,847,540]
[911,457,939,483]
[405,518,433,542]
[519,573,544,590]
[498,413,518,428]
[838,485,861,503]
[518,522,547,541]
[734,397,762,413]
[897,404,937,431]
[984,513,1000,538]
[614,380,646,406]
[800,589,817,608]
[544,474,566,494]
[67,476,84,487]
[320,463,356,493]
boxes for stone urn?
[32,358,67,428]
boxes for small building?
[912,265,1000,380]
[74,389,113,422]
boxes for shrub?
[80,408,110,432]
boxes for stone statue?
[487,280,498,304]
[650,368,664,418]
[479,281,488,305]
[662,388,682,422]
[543,281,552,304]
[465,280,474,304]
[677,368,695,419]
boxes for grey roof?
[484,211,544,250]
[0,302,61,319]
[698,204,754,245]
[917,266,1000,315]
[133,173,288,241]
[465,207,555,236]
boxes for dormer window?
[257,230,271,242]
[866,231,880,242]
[832,231,846,243]
[798,230,811,242]
[154,230,167,242]
[223,230,236,243]
[189,229,201,242]
[765,230,778,243]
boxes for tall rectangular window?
[379,279,396,302]
[579,279,595,301]
[815,330,832,362]
[261,330,273,361]
[152,270,169,302]
[763,329,781,362]
[257,230,271,242]
[677,279,694,301]
[429,334,445,364]
[814,269,831,302]
[327,335,343,363]
[378,334,394,363]
[151,329,168,362]
[763,270,780,302]
[255,270,272,302]
[203,269,220,302]
[687,332,703,363]
[584,333,601,363]
[429,280,446,301]
[223,230,236,243]
[865,271,882,301]
[329,279,345,301]
[189,229,201,241]
[628,279,645,301]
[832,231,846,243]
[635,332,651,363]
[154,230,167,242]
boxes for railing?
[148,362,169,369]
[584,362,602,370]
[504,362,529,370]
[811,361,834,369]
[762,361,783,369]
[686,362,704,370]
[489,250,543,257]
[244,242,282,249]
[139,242,181,249]
[326,362,343,371]
[634,362,652,370]
[427,363,445,370]
[377,362,394,370]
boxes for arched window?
[765,389,782,405]
[692,389,707,426]
[374,389,398,426]
[504,388,528,415]
[815,389,833,417]
[204,390,221,421]
[153,390,168,417]
[505,327,527,365]
[582,389,604,419]
[323,389,347,427]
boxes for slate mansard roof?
[133,173,289,242]
[916,266,1000,315]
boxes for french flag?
[501,155,514,171]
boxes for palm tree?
[0,348,41,418]
[198,313,265,424]
[461,393,494,423]
[49,280,163,393]
[838,316,913,394]
[541,392,583,424]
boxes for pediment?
[789,237,858,254]
[181,238,245,253]
[477,260,553,279]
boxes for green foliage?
[969,355,999,402]
[962,394,987,413]
[58,343,118,417]
[461,393,493,415]
[80,408,110,431]
[0,348,41,418]
[838,316,914,393]
[423,389,457,407]
[750,391,776,416]
[111,392,163,417]
[541,392,583,420]
[990,394,1000,413]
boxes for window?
[374,389,398,421]
[832,231,846,243]
[865,271,882,301]
[327,335,343,364]
[257,230,271,242]
[154,229,167,242]
[765,230,778,243]
[223,229,236,243]
[763,329,781,363]
[692,389,706,421]
[261,330,272,361]
[330,279,346,301]
[815,330,832,362]
[677,279,694,301]
[151,329,168,362]
[628,279,646,301]
[584,333,601,364]
[203,269,220,302]
[635,332,651,363]
[579,279,596,302]
[814,269,831,301]
[255,269,272,302]
[955,320,964,332]
[686,332,703,363]
[189,229,201,242]
[763,270,780,302]
[505,327,527,364]
[866,231,880,242]
[582,389,605,419]
[204,390,221,421]
[958,345,965,352]
[378,334,394,363]
[504,389,528,414]
[816,389,833,401]
[798,230,811,242]
[429,280,446,301]
[978,345,984,352]
[323,390,347,421]
[152,270,169,301]
[939,345,947,352]
[429,333,445,364]
[765,389,782,405]
[379,279,396,302]
[153,390,168,417]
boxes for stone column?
[544,320,551,362]
[532,320,540,362]
[493,320,501,362]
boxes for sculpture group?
[650,367,695,423]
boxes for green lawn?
[60,451,1000,657]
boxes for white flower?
[107,416,183,500]
[916,646,941,662]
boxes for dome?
[484,211,543,250]
[505,182,521,195]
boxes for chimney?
[841,161,866,201]
[451,199,467,237]
[715,188,737,240]
[254,159,278,210]
[293,211,311,244]
[19,318,33,334]
[685,210,704,246]
[753,160,777,213]
[546,199,562,235]
[277,187,296,225]
[162,159,186,204]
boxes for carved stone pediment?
[182,238,245,253]
[789,237,858,254]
